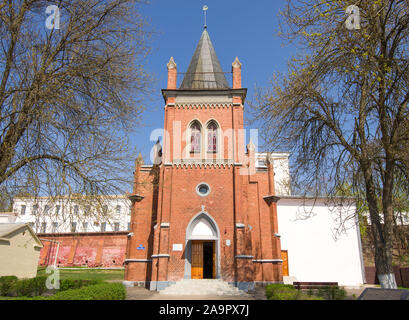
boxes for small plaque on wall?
[173,244,183,251]
[226,239,231,246]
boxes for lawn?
[36,267,125,281]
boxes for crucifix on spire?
[203,5,208,29]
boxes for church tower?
[124,26,283,291]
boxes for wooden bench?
[293,282,338,290]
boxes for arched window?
[207,121,218,153]
[190,121,201,153]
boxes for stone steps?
[159,279,245,296]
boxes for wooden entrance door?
[191,241,203,279]
[191,240,216,279]
[281,250,289,276]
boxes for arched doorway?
[184,212,220,279]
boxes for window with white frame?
[114,222,120,231]
[101,222,106,232]
[21,205,26,215]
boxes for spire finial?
[203,5,208,29]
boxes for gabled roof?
[180,28,229,90]
[0,223,43,247]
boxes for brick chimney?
[167,57,177,89]
[232,57,242,89]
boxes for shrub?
[265,283,326,300]
[306,288,314,296]
[14,276,48,297]
[0,276,18,296]
[317,285,346,300]
[265,284,295,299]
[59,279,102,291]
[15,279,33,297]
[300,294,325,300]
[49,283,126,300]
[269,287,300,300]
[266,284,300,300]
[30,276,48,296]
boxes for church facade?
[124,28,365,291]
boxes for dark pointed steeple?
[180,28,229,90]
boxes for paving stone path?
[125,284,383,300]
[126,286,263,300]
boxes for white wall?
[255,152,291,196]
[0,213,16,223]
[13,196,132,233]
[277,198,365,286]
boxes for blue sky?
[132,0,296,163]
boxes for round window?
[196,183,211,197]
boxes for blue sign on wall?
[137,244,145,250]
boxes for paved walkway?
[126,286,266,300]
[343,284,379,300]
[125,284,378,300]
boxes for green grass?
[36,267,124,281]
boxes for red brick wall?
[126,160,283,283]
[37,232,128,267]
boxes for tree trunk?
[362,161,397,289]
[377,160,398,289]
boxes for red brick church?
[124,27,283,291]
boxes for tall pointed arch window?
[207,121,218,153]
[190,121,201,153]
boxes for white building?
[278,197,365,286]
[0,212,17,223]
[13,195,132,233]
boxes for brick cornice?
[174,103,233,109]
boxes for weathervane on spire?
[203,5,208,29]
